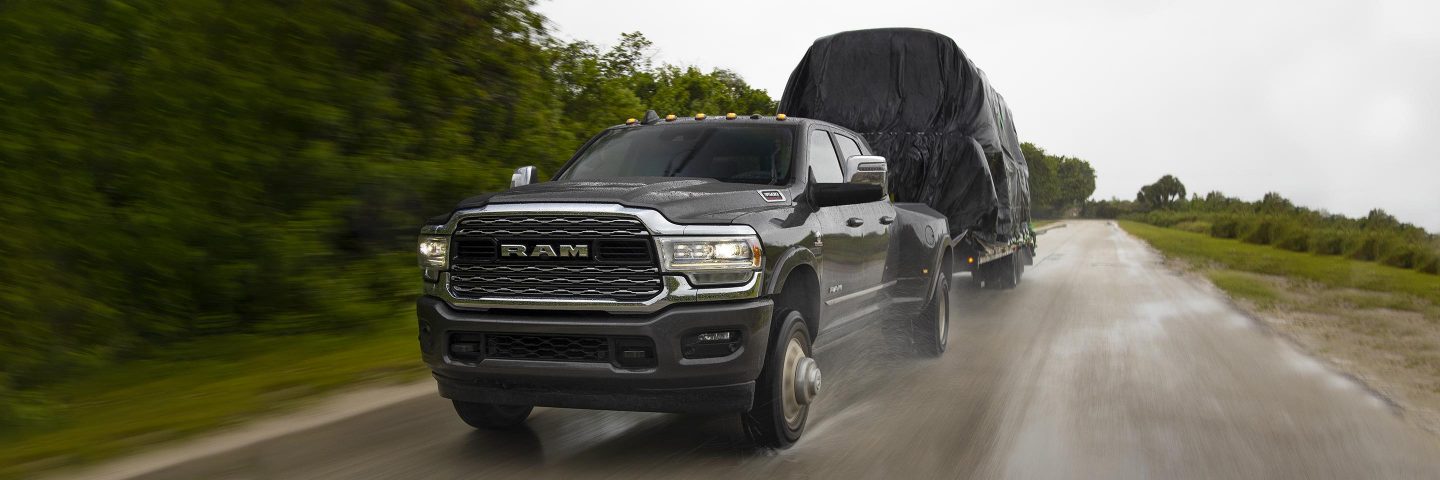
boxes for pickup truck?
[416,112,953,447]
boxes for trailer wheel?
[997,252,1021,289]
[971,261,995,289]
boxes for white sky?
[537,0,1440,230]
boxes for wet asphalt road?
[138,220,1440,479]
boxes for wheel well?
[773,264,820,341]
[933,248,955,300]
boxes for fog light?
[448,333,485,360]
[696,331,734,342]
[683,330,742,359]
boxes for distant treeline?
[1086,177,1439,275]
[1021,143,1096,218]
[0,0,771,424]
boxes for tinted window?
[836,134,863,160]
[808,130,844,183]
[558,124,795,185]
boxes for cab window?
[836,134,863,160]
[808,130,844,183]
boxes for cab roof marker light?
[725,112,737,120]
[776,114,787,121]
[665,114,677,122]
[625,118,637,125]
[695,113,706,120]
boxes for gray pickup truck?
[416,113,952,447]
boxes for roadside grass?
[1120,220,1440,433]
[0,313,425,480]
[1204,270,1280,308]
[1119,221,1440,307]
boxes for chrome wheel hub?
[780,338,819,428]
[794,357,822,406]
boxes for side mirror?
[510,166,538,188]
[842,155,888,187]
[813,183,884,207]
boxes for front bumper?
[417,295,773,414]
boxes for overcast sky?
[537,0,1440,230]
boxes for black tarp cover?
[778,28,1031,242]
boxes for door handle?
[879,216,895,225]
[846,217,865,227]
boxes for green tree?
[1137,175,1187,210]
[549,32,777,146]
[1055,156,1098,212]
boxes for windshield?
[557,124,796,185]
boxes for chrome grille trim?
[453,228,647,237]
[423,203,757,236]
[449,275,661,286]
[452,285,664,298]
[454,215,648,237]
[427,271,762,314]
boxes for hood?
[455,177,796,225]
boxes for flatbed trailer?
[952,227,1036,289]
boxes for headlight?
[418,235,449,269]
[656,236,762,282]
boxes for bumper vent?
[449,333,657,367]
[487,334,610,362]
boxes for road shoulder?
[1120,220,1440,438]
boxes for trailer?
[778,28,1036,289]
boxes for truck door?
[809,129,888,331]
[833,132,896,292]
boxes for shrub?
[1211,216,1241,239]
[1276,229,1310,252]
[1309,230,1348,255]
[1381,245,1422,269]
[1174,220,1212,234]
[1240,216,1294,246]
[1345,234,1381,261]
[1419,252,1440,275]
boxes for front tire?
[452,401,533,430]
[743,310,815,449]
[912,266,951,356]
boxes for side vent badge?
[759,190,785,203]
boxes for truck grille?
[447,213,663,303]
